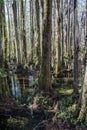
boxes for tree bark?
[79,0,87,119]
[55,0,61,74]
[21,0,27,64]
[73,0,79,93]
[34,0,41,69]
[30,0,34,64]
[40,0,52,91]
[0,2,3,67]
[12,0,21,64]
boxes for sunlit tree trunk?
[1,1,7,63]
[40,0,52,91]
[56,0,61,74]
[34,0,41,69]
[79,0,87,119]
[55,0,61,74]
[39,0,44,58]
[12,0,21,64]
[7,2,11,62]
[61,0,64,67]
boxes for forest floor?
[0,91,84,130]
[0,65,87,130]
[0,93,82,130]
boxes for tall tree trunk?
[73,0,79,93]
[55,0,61,74]
[40,0,52,91]
[30,0,34,64]
[34,0,41,69]
[61,0,64,67]
[12,0,21,64]
[21,0,27,64]
[0,2,3,67]
[7,2,11,62]
[79,0,87,119]
[1,1,7,63]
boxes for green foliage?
[61,96,73,107]
[34,94,53,109]
[77,116,84,123]
[77,116,87,126]
[56,111,67,119]
[67,114,76,125]
[7,117,29,130]
[0,68,6,78]
[44,109,49,118]
[59,88,73,94]
[34,78,38,85]
[0,0,3,3]
[84,53,87,59]
[84,120,87,127]
[56,109,77,125]
[80,45,86,52]
[35,94,48,106]
[64,52,69,59]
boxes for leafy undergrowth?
[0,69,86,130]
[0,90,87,130]
[58,88,73,94]
[31,93,87,130]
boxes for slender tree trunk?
[34,0,41,68]
[0,2,3,67]
[12,0,21,64]
[61,0,64,67]
[1,1,7,63]
[21,0,27,64]
[7,4,11,62]
[30,0,34,63]
[73,0,79,93]
[55,0,61,74]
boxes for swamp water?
[0,74,41,130]
[10,75,35,99]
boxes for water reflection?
[11,76,15,96]
[29,75,34,87]
[11,75,21,98]
[0,71,40,130]
[9,74,34,99]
